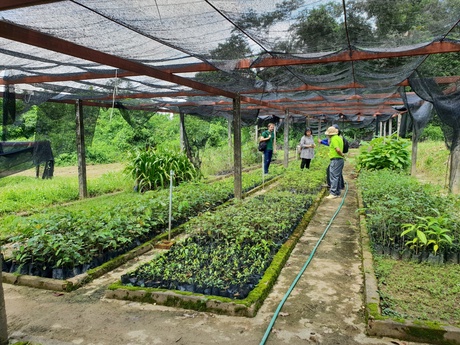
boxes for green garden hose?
[259,181,349,345]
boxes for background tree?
[293,5,341,52]
[209,34,251,60]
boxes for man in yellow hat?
[324,126,345,199]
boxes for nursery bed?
[1,175,282,292]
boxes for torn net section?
[400,86,433,141]
[409,70,460,151]
[0,141,54,178]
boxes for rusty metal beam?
[0,20,288,112]
[2,42,459,86]
[0,70,139,85]
[1,18,454,115]
[47,97,401,117]
[0,21,236,99]
[238,41,460,68]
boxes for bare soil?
[3,162,430,345]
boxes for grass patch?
[414,140,450,190]
[0,170,133,217]
[373,255,460,327]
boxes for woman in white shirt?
[299,127,315,170]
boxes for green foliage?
[209,34,251,59]
[124,148,200,192]
[401,211,454,255]
[374,256,460,325]
[357,135,410,171]
[122,162,323,297]
[359,169,460,256]
[185,116,227,150]
[54,153,77,166]
[0,171,131,220]
[93,108,138,153]
[294,5,340,51]
[400,221,428,254]
[420,52,460,77]
[415,140,450,189]
[1,105,37,140]
[278,149,329,193]
[235,0,302,32]
[200,139,270,176]
[3,168,283,273]
[34,103,78,155]
[419,124,444,142]
[341,125,374,142]
[365,0,459,44]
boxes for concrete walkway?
[4,161,430,345]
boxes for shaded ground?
[4,161,431,345]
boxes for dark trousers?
[326,163,345,189]
[264,149,273,174]
[300,158,311,170]
[328,159,345,196]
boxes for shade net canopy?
[0,0,459,126]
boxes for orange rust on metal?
[0,21,234,99]
[243,41,460,68]
[2,39,460,86]
[0,21,287,112]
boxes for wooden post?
[397,113,402,138]
[179,111,185,152]
[411,127,418,176]
[1,85,15,142]
[228,115,233,167]
[0,256,8,345]
[255,124,259,144]
[448,137,460,194]
[75,99,88,199]
[283,110,290,168]
[233,96,242,200]
[1,99,6,141]
[389,117,393,136]
[228,116,232,148]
